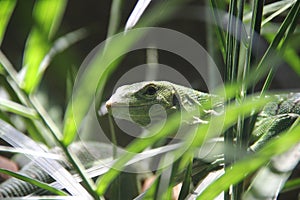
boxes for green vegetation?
[0,0,299,199]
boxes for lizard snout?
[105,100,112,109]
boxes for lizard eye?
[143,85,158,96]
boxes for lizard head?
[106,81,180,126]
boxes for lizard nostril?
[106,100,112,109]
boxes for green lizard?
[106,81,224,127]
[0,81,299,197]
[0,141,142,198]
[105,81,300,199]
[106,81,300,144]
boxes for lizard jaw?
[105,99,112,109]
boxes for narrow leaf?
[197,124,300,199]
[22,0,67,93]
[282,178,300,193]
[0,98,37,119]
[0,168,68,196]
[244,143,300,199]
[261,1,295,26]
[0,119,92,198]
[0,0,17,46]
[125,0,152,31]
[95,93,271,195]
[283,47,300,76]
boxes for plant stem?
[107,0,122,37]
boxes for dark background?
[3,0,299,109]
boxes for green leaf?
[178,156,193,199]
[95,93,270,195]
[282,178,300,193]
[33,0,67,40]
[265,33,300,77]
[62,0,186,145]
[261,1,295,27]
[283,47,300,76]
[259,0,300,92]
[22,0,67,93]
[243,0,296,22]
[39,27,88,77]
[62,28,148,145]
[0,119,92,197]
[0,98,38,119]
[0,0,16,46]
[197,124,300,200]
[0,168,68,196]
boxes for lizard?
[106,81,300,143]
[105,81,300,199]
[0,81,299,197]
[106,81,224,127]
[0,141,141,198]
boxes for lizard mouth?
[106,101,163,110]
[107,103,168,124]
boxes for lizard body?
[106,81,224,126]
[0,142,124,197]
[1,81,299,197]
[106,81,300,145]
[250,93,300,151]
[106,81,300,200]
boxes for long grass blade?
[282,43,300,76]
[0,0,16,46]
[62,0,186,145]
[30,96,99,199]
[244,0,296,22]
[22,0,67,93]
[188,169,224,200]
[125,0,152,31]
[258,0,300,93]
[209,0,226,61]
[262,1,295,26]
[245,0,264,86]
[196,124,300,199]
[49,143,181,190]
[0,51,97,197]
[0,145,63,160]
[244,142,300,199]
[107,0,122,36]
[0,98,37,119]
[38,28,88,77]
[0,119,93,199]
[0,51,57,144]
[178,155,193,199]
[282,178,300,193]
[0,168,68,196]
[0,51,21,87]
[95,92,271,195]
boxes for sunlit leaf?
[197,124,300,200]
[282,178,300,193]
[283,47,300,76]
[264,33,300,77]
[243,0,296,22]
[244,144,300,199]
[125,0,152,31]
[0,98,37,119]
[0,0,16,46]
[0,168,68,196]
[62,0,185,145]
[0,119,92,198]
[22,0,67,93]
[95,93,271,195]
